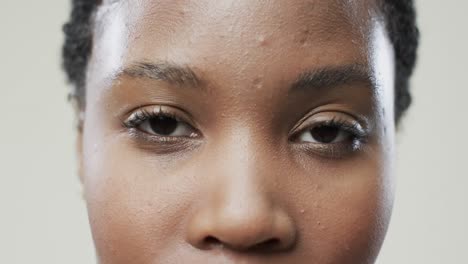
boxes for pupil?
[149,116,178,135]
[310,126,340,143]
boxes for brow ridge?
[291,64,375,92]
[119,61,200,87]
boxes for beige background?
[1,0,466,263]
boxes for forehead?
[107,0,373,37]
[91,0,379,76]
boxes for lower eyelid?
[127,127,196,145]
[294,139,365,159]
[127,132,202,154]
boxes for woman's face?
[80,0,396,263]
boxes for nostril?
[251,238,281,251]
[203,236,222,249]
[202,236,282,251]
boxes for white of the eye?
[139,120,193,137]
[298,129,350,143]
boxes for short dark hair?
[62,0,419,122]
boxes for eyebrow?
[116,61,200,87]
[116,62,373,93]
[291,64,375,93]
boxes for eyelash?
[122,108,198,143]
[122,107,370,158]
[124,108,177,129]
[311,117,367,140]
[291,116,370,157]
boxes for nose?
[187,194,296,252]
[186,138,297,253]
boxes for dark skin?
[78,0,396,263]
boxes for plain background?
[1,0,466,263]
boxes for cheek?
[81,129,198,262]
[291,152,394,263]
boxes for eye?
[290,112,370,157]
[291,115,369,158]
[298,124,353,144]
[124,107,199,139]
[139,115,195,137]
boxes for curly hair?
[62,0,419,122]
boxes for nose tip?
[187,207,297,252]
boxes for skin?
[78,0,396,263]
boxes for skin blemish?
[256,35,268,46]
[295,27,311,46]
[252,77,264,90]
[317,221,326,230]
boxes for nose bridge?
[216,138,274,219]
[208,124,277,219]
[228,126,268,174]
[210,124,279,203]
[186,125,296,252]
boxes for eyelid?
[289,111,369,140]
[121,105,203,152]
[289,112,372,159]
[123,105,197,130]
